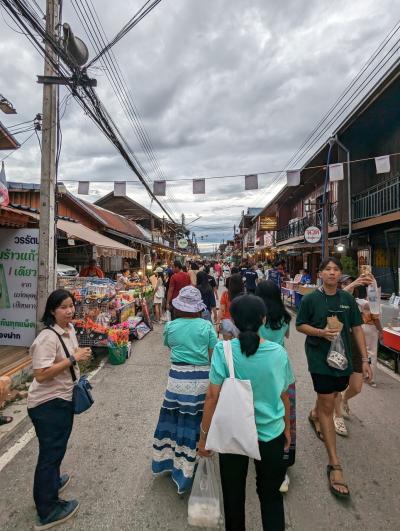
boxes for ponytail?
[238,330,260,357]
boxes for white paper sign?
[114,181,126,196]
[78,181,89,195]
[375,155,391,174]
[193,179,205,194]
[286,170,301,186]
[0,229,39,346]
[245,174,258,190]
[329,163,344,182]
[154,180,166,196]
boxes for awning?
[57,219,137,258]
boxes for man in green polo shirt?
[296,257,371,499]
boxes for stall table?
[382,327,400,373]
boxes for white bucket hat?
[172,286,206,313]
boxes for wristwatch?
[69,355,77,366]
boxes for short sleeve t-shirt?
[296,289,363,376]
[209,339,294,442]
[244,270,258,290]
[28,324,80,409]
[220,291,231,319]
[164,318,218,365]
[258,321,289,347]
[169,271,191,300]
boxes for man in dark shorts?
[296,257,371,498]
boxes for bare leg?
[343,373,363,403]
[318,393,348,494]
[154,303,160,322]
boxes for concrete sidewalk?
[0,319,399,530]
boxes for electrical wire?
[0,132,36,161]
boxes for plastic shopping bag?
[188,458,222,528]
[326,334,348,371]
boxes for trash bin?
[108,345,128,365]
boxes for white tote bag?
[205,341,261,460]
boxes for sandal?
[327,464,350,498]
[333,415,348,437]
[0,415,13,426]
[308,412,324,441]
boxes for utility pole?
[37,0,59,326]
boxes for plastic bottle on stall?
[389,292,396,305]
[367,282,380,314]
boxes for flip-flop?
[0,415,13,426]
[327,465,350,498]
[308,412,324,441]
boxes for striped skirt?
[151,363,210,494]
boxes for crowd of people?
[20,255,384,530]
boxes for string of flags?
[73,153,395,196]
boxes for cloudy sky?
[1,0,399,251]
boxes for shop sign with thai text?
[0,229,39,346]
[304,226,321,244]
[259,216,277,230]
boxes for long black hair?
[196,270,212,296]
[41,289,75,326]
[228,273,244,301]
[255,280,291,330]
[230,295,266,356]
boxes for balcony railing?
[276,202,338,243]
[352,175,400,222]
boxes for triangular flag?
[193,178,205,194]
[154,180,166,196]
[286,170,301,186]
[78,181,89,195]
[0,161,10,207]
[245,174,258,190]
[114,181,126,196]
[329,163,344,182]
[375,155,390,174]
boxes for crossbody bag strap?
[47,327,77,382]
[223,340,235,379]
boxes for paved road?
[0,308,399,530]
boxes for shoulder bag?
[47,327,94,414]
[205,340,261,460]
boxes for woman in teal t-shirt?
[256,280,295,494]
[152,286,218,494]
[199,295,293,531]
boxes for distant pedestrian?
[222,263,231,286]
[80,259,104,278]
[188,262,199,286]
[153,272,165,323]
[28,289,92,530]
[152,286,218,493]
[256,280,295,493]
[296,257,371,498]
[166,261,191,319]
[199,295,293,531]
[255,263,265,283]
[217,273,243,340]
[204,265,219,321]
[243,264,258,294]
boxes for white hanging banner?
[329,163,344,182]
[154,180,166,196]
[286,169,301,186]
[375,155,390,174]
[245,174,258,190]
[78,181,89,195]
[114,181,126,196]
[193,178,205,194]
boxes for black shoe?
[58,474,70,493]
[34,499,79,530]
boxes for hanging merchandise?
[245,174,258,190]
[328,163,344,182]
[154,180,166,196]
[375,155,391,174]
[78,181,90,195]
[286,169,301,187]
[193,178,205,194]
[114,181,127,196]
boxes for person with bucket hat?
[152,286,218,494]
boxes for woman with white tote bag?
[198,295,294,531]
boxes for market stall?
[57,277,154,362]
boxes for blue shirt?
[164,318,218,365]
[209,339,294,442]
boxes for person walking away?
[256,280,295,493]
[0,375,12,425]
[196,271,216,322]
[80,259,104,278]
[255,263,265,284]
[166,261,191,320]
[222,263,231,286]
[152,286,218,493]
[28,289,92,530]
[214,261,222,285]
[296,257,371,498]
[199,295,293,531]
[268,261,284,289]
[204,265,219,322]
[218,273,244,340]
[243,264,258,294]
[153,272,166,323]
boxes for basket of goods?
[107,326,130,365]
